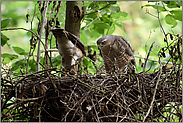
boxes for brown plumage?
[97,35,136,74]
[50,28,86,73]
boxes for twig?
[16,96,45,101]
[67,74,106,94]
[156,3,166,36]
[145,9,158,18]
[91,98,100,122]
[26,3,37,74]
[38,99,44,122]
[134,55,173,64]
[62,90,91,121]
[36,1,49,71]
[143,62,162,122]
[143,40,155,75]
[1,28,42,44]
[81,17,99,33]
[15,67,58,87]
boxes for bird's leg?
[74,65,77,75]
[69,65,77,75]
[62,67,67,76]
[61,57,67,76]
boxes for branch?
[134,55,173,64]
[156,3,166,36]
[1,28,45,49]
[81,17,99,33]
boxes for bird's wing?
[50,28,86,56]
[66,31,86,56]
[117,36,136,65]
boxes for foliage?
[142,1,182,28]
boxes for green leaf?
[165,14,177,28]
[141,4,166,11]
[111,11,128,19]
[163,1,182,8]
[1,53,18,64]
[84,29,101,40]
[111,11,131,21]
[88,1,99,10]
[2,57,11,65]
[99,14,113,27]
[12,46,28,55]
[120,12,128,17]
[95,27,105,34]
[170,10,182,21]
[83,57,89,67]
[80,32,88,45]
[110,5,120,13]
[115,21,124,28]
[1,33,9,47]
[29,59,36,72]
[1,18,11,29]
[11,60,24,71]
[1,53,18,60]
[93,20,110,34]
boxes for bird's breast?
[56,36,83,58]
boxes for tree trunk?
[65,1,82,37]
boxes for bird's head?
[97,35,114,50]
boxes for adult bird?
[50,28,86,74]
[97,35,136,74]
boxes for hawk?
[97,35,136,74]
[50,28,86,74]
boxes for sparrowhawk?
[50,28,86,74]
[97,35,136,74]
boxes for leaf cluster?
[142,1,182,28]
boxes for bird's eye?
[101,41,106,45]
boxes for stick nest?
[1,63,182,122]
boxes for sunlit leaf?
[1,53,18,60]
[141,4,167,11]
[12,46,28,55]
[170,10,182,21]
[1,53,18,65]
[163,1,181,8]
[1,18,11,29]
[165,14,177,28]
[1,33,9,47]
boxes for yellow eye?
[101,41,106,45]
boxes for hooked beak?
[97,44,101,50]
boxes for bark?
[65,1,82,37]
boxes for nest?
[1,63,182,122]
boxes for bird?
[50,28,86,74]
[97,35,136,74]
